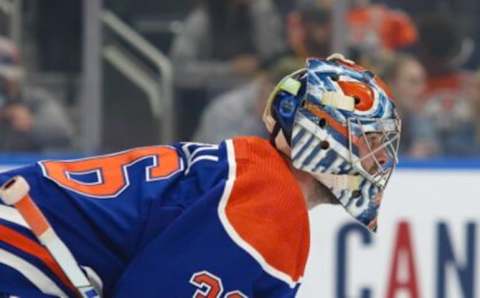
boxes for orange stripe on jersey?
[225,137,310,284]
[0,224,77,294]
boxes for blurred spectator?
[417,14,478,156]
[421,91,478,156]
[346,0,417,74]
[35,0,82,73]
[473,71,480,146]
[418,14,472,99]
[194,1,333,143]
[383,54,436,158]
[285,1,332,59]
[194,58,304,143]
[0,37,74,152]
[347,0,417,53]
[170,0,285,88]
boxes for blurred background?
[0,1,479,297]
[0,0,479,159]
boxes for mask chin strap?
[269,123,291,156]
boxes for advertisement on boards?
[299,170,480,298]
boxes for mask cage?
[347,117,401,190]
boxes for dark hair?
[418,14,461,60]
[264,57,305,84]
[296,3,331,25]
[203,0,255,60]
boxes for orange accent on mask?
[337,81,374,111]
[304,102,348,137]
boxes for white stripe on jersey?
[0,248,68,297]
[0,205,28,229]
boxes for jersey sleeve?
[112,137,310,297]
[0,145,185,297]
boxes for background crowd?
[2,0,480,160]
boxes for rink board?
[1,158,479,298]
[299,169,480,298]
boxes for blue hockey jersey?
[0,137,310,297]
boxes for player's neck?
[290,165,337,210]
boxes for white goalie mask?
[263,54,401,232]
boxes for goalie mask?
[263,54,401,232]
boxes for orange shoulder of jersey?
[218,137,310,288]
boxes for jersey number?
[40,146,182,198]
[190,271,247,298]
